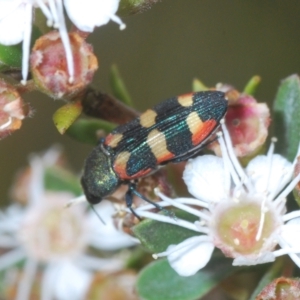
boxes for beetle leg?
[127,183,175,219]
[125,185,142,220]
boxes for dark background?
[1,0,300,203]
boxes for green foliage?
[192,78,209,92]
[273,74,300,160]
[110,64,133,106]
[243,75,261,96]
[248,258,286,300]
[0,44,22,71]
[136,253,235,300]
[66,119,115,144]
[132,209,200,253]
[53,102,83,134]
[44,167,82,196]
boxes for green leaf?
[0,44,22,71]
[53,101,83,134]
[243,75,261,96]
[248,257,285,300]
[44,167,82,196]
[192,78,209,92]
[273,74,300,160]
[110,64,133,106]
[132,210,200,253]
[136,253,235,300]
[66,119,116,144]
[0,24,42,72]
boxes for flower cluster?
[0,0,125,83]
[133,121,300,277]
[0,147,137,299]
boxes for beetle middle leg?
[125,182,175,219]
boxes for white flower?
[0,147,128,299]
[134,122,300,277]
[88,200,139,251]
[64,0,126,32]
[0,0,124,84]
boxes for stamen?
[255,139,277,241]
[21,4,33,84]
[52,0,75,83]
[65,195,87,208]
[273,197,286,214]
[217,131,232,193]
[265,137,277,194]
[47,0,60,26]
[136,197,209,211]
[221,120,254,193]
[217,130,240,190]
[268,170,293,203]
[276,236,300,268]
[36,0,54,25]
[282,209,300,222]
[255,196,267,241]
[109,14,126,30]
[130,210,204,233]
[269,142,300,201]
[0,117,12,130]
[273,171,300,205]
[155,189,210,221]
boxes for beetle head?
[81,145,120,204]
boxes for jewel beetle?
[81,91,227,216]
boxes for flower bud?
[0,80,29,139]
[30,31,98,100]
[209,84,270,158]
[256,277,300,300]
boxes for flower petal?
[88,201,138,251]
[246,154,292,195]
[64,0,122,32]
[233,252,275,266]
[281,217,300,248]
[183,155,226,203]
[166,235,214,277]
[43,262,92,300]
[0,2,27,45]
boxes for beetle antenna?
[90,204,106,225]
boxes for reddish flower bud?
[256,277,300,300]
[210,85,270,157]
[0,80,29,140]
[30,31,98,99]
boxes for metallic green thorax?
[81,143,120,204]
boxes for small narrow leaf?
[132,210,200,253]
[273,74,300,160]
[192,78,209,92]
[243,75,261,96]
[110,64,133,106]
[248,257,288,300]
[45,167,82,196]
[66,119,115,144]
[53,101,82,134]
[136,253,235,300]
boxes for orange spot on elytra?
[192,120,216,146]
